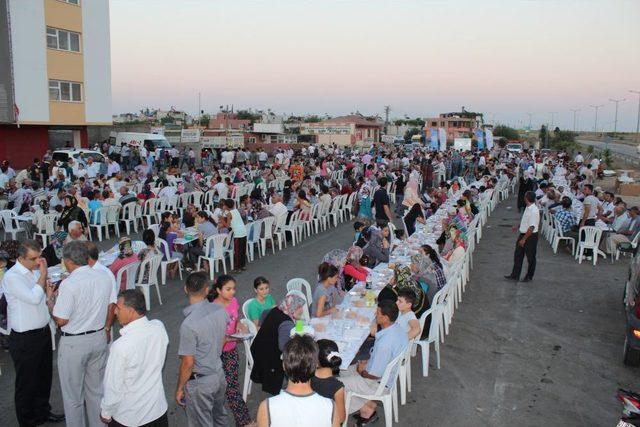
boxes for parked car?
[505,143,524,154]
[623,247,640,365]
[109,132,172,154]
[52,148,107,167]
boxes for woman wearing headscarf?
[109,237,139,290]
[402,178,425,211]
[57,194,88,232]
[342,246,368,291]
[377,264,427,317]
[356,183,372,219]
[411,247,447,304]
[362,227,389,267]
[250,293,307,394]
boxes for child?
[246,276,276,327]
[311,339,346,424]
[395,289,421,340]
[211,275,253,426]
[353,221,365,244]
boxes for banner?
[430,128,438,150]
[438,127,447,151]
[454,138,472,151]
[485,128,494,150]
[475,128,484,150]
[181,129,201,143]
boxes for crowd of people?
[0,140,570,427]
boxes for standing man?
[52,241,115,427]
[2,240,65,426]
[176,272,229,427]
[505,191,540,283]
[100,289,169,427]
[372,176,394,227]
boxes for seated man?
[606,206,640,254]
[42,220,87,266]
[554,197,577,239]
[118,186,137,207]
[340,300,408,426]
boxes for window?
[58,0,80,4]
[49,80,82,102]
[46,27,81,52]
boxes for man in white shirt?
[86,242,118,341]
[2,240,65,426]
[86,157,100,179]
[213,176,229,201]
[221,149,234,166]
[581,184,600,227]
[52,241,116,427]
[107,158,121,177]
[574,152,584,164]
[505,191,540,282]
[267,194,288,223]
[100,289,169,426]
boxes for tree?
[199,114,210,127]
[539,125,548,148]
[236,110,261,123]
[404,127,421,143]
[493,125,519,140]
[305,115,322,123]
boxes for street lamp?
[549,112,558,130]
[630,90,640,143]
[610,98,625,135]
[590,104,603,135]
[570,109,580,132]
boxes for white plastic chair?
[120,202,139,235]
[157,237,183,285]
[283,210,301,246]
[260,216,276,255]
[246,220,262,262]
[240,318,257,400]
[223,231,235,271]
[0,209,27,239]
[89,206,110,241]
[286,278,313,306]
[115,261,141,291]
[242,298,254,320]
[575,226,604,265]
[551,217,575,255]
[35,213,59,246]
[272,213,288,250]
[197,234,229,281]
[148,223,161,238]
[135,255,163,311]
[413,301,443,378]
[343,349,404,427]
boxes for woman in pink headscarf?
[402,178,425,211]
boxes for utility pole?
[527,112,533,131]
[549,112,558,130]
[610,98,625,135]
[197,92,201,127]
[383,105,391,135]
[630,90,640,143]
[570,108,580,132]
[590,104,603,135]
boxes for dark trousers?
[234,237,247,270]
[109,412,168,427]
[9,326,52,427]
[511,232,539,279]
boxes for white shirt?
[86,162,100,178]
[100,317,169,426]
[1,262,50,332]
[258,151,268,162]
[575,154,584,163]
[267,391,334,427]
[396,310,417,334]
[107,162,121,176]
[157,186,177,199]
[268,202,288,220]
[583,195,599,220]
[221,151,234,164]
[93,261,118,301]
[214,182,228,199]
[519,203,540,233]
[53,265,115,333]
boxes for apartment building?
[0,0,112,167]
[301,115,382,147]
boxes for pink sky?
[110,0,640,131]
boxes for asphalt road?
[1,198,639,426]
[578,139,639,158]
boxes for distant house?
[301,115,382,147]
[208,112,251,131]
[425,111,483,142]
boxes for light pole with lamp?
[610,98,625,136]
[630,90,640,144]
[570,108,580,132]
[590,104,603,136]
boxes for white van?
[109,132,172,152]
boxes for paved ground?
[578,138,638,158]
[1,197,639,426]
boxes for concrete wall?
[8,0,49,123]
[0,124,49,168]
[82,0,112,124]
[0,0,15,123]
